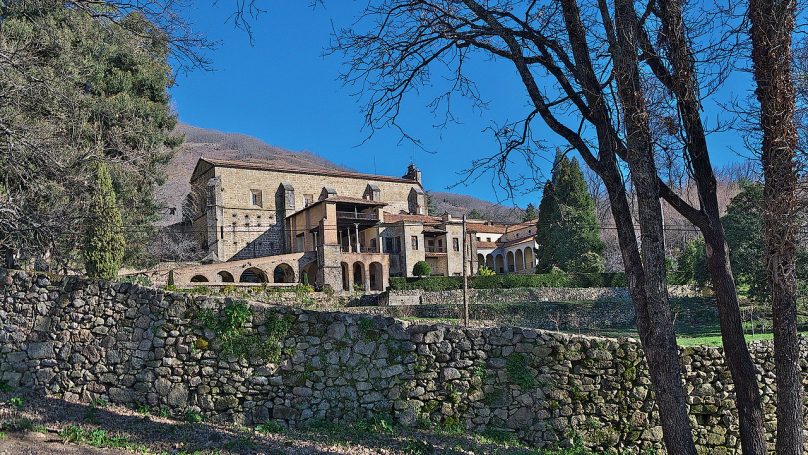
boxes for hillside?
[429,191,526,223]
[156,123,524,224]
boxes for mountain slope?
[157,123,523,224]
[429,191,526,223]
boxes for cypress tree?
[84,162,126,280]
[535,155,604,272]
[522,203,538,222]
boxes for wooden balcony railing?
[336,211,378,221]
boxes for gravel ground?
[0,391,546,455]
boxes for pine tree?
[84,162,126,280]
[522,203,538,222]
[535,155,604,273]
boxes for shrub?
[185,410,203,423]
[477,266,496,277]
[389,272,627,291]
[412,261,431,277]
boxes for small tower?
[403,163,422,184]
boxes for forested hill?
[156,123,525,224]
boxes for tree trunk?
[608,0,696,450]
[749,0,803,451]
[654,0,769,450]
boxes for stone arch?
[217,271,234,283]
[301,262,317,287]
[273,263,296,283]
[353,262,365,289]
[495,255,505,274]
[524,247,535,271]
[369,262,384,291]
[485,254,494,270]
[515,249,524,272]
[190,275,209,283]
[506,251,515,273]
[341,262,351,291]
[477,254,485,269]
[239,267,267,283]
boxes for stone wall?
[1,269,805,453]
[387,286,700,306]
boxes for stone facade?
[4,270,804,453]
[189,158,427,262]
[471,221,539,274]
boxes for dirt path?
[0,391,556,455]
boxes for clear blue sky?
[170,2,754,209]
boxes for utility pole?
[462,214,469,326]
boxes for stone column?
[363,262,371,292]
[354,224,361,253]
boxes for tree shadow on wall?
[2,394,545,454]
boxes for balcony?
[425,246,446,254]
[336,210,378,221]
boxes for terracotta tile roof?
[468,223,509,234]
[501,236,536,247]
[475,241,498,249]
[197,157,422,185]
[468,219,537,235]
[324,196,387,206]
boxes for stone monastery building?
[173,157,538,291]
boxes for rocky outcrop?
[0,269,804,453]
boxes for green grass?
[58,425,149,452]
[677,331,808,347]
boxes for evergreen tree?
[0,3,179,268]
[722,182,807,300]
[522,203,538,222]
[468,209,484,219]
[425,191,439,216]
[676,237,710,287]
[84,162,126,280]
[535,155,604,272]
[722,182,766,297]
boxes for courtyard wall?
[0,269,805,453]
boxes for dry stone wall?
[0,269,805,453]
[387,286,700,306]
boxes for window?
[304,194,314,206]
[250,189,263,207]
[411,236,419,250]
[487,237,492,242]
[452,238,460,252]
[385,237,401,254]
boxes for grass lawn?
[676,331,808,347]
[396,298,808,347]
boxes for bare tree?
[749,0,803,450]
[333,0,700,451]
[332,0,771,451]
